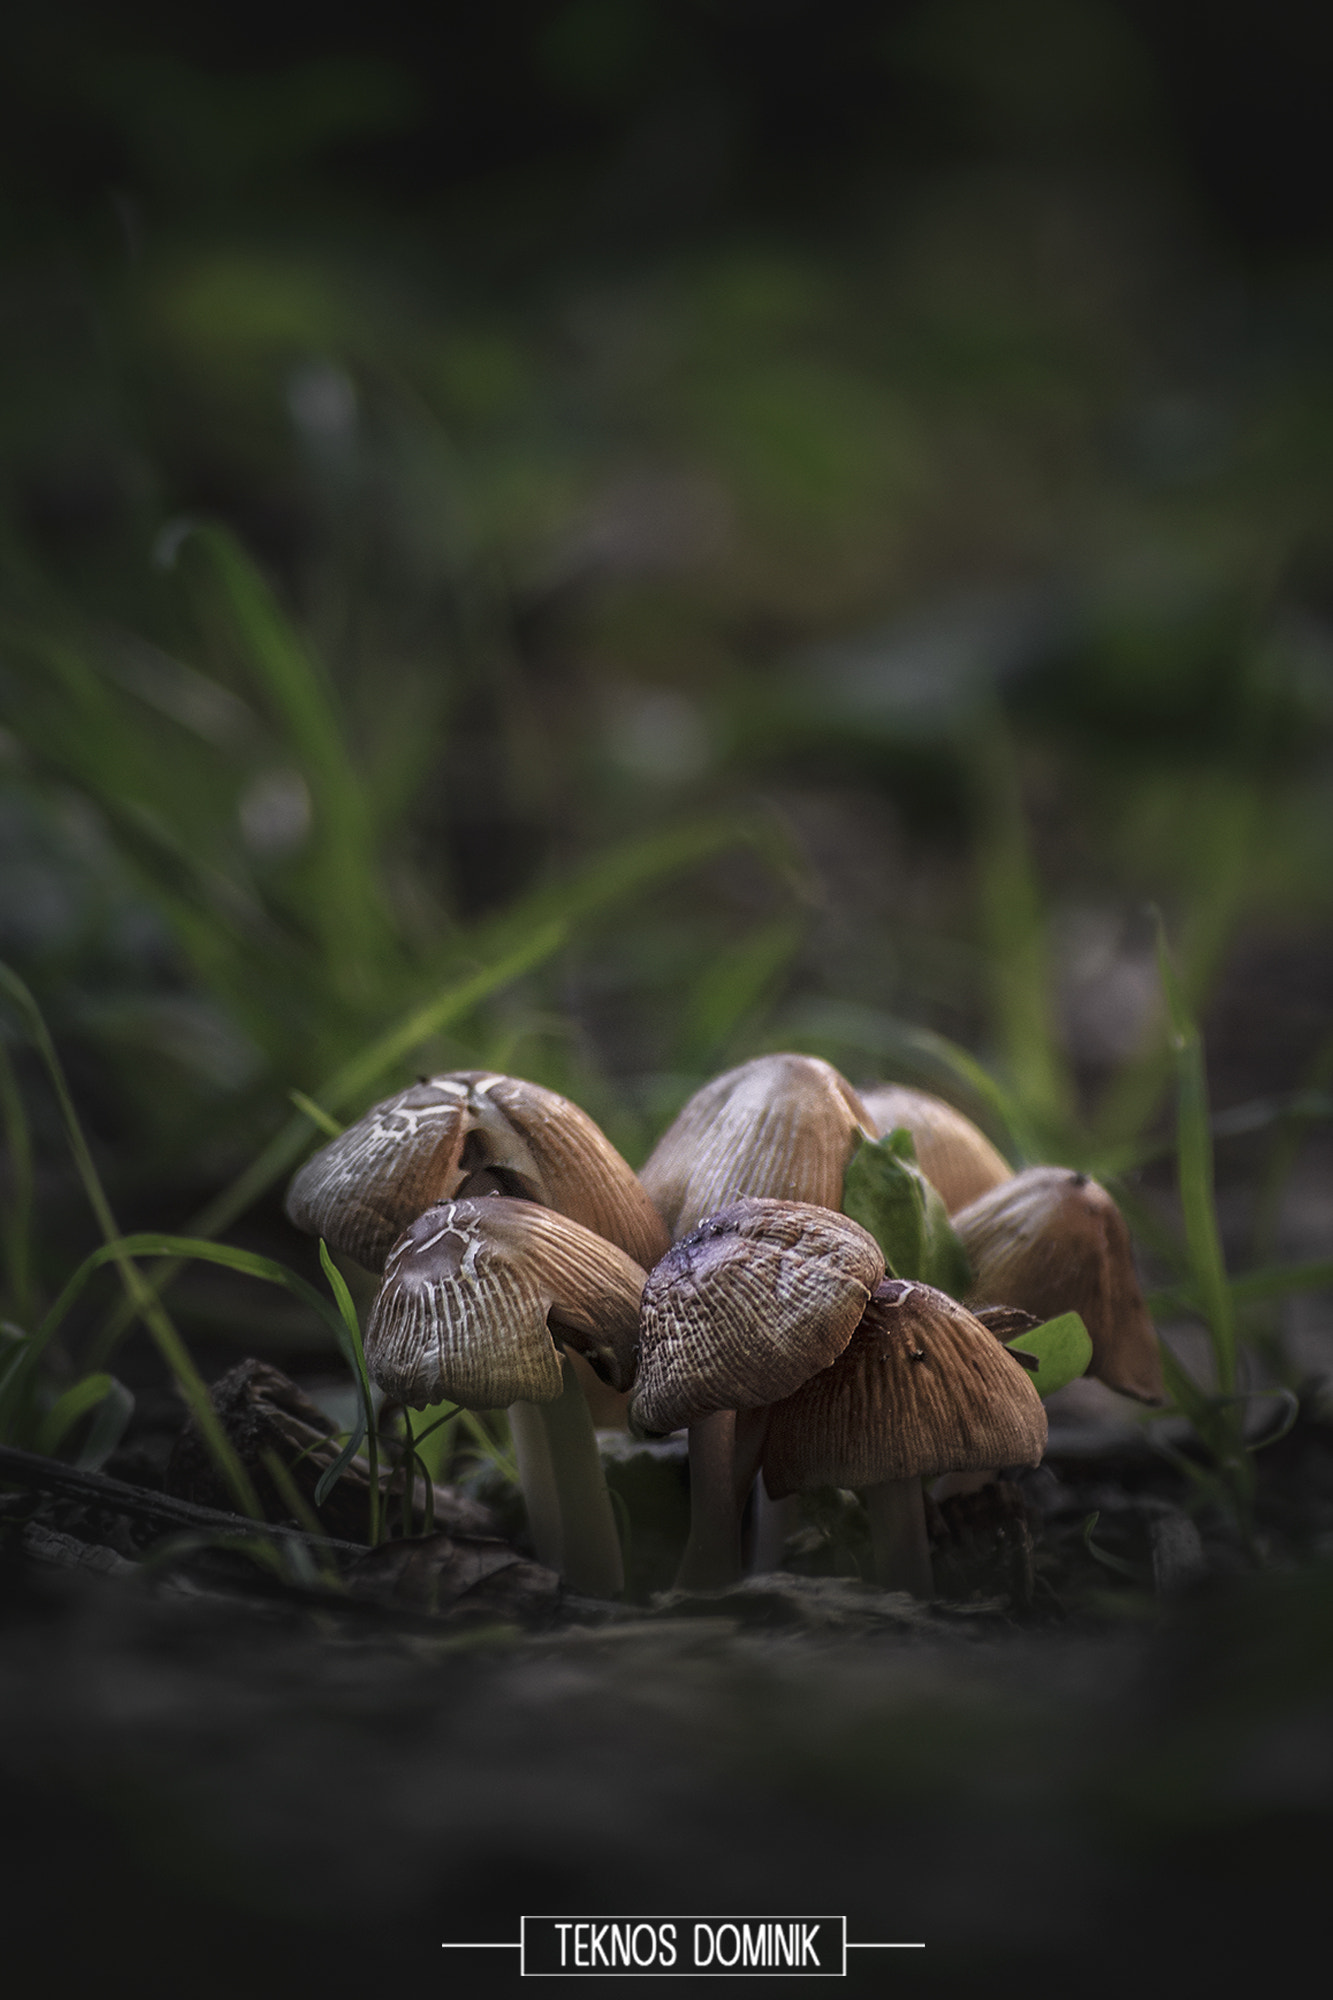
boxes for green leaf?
[1004,1312,1092,1399]
[841,1129,972,1295]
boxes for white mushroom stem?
[510,1357,624,1598]
[675,1406,769,1592]
[507,1400,564,1572]
[864,1476,933,1598]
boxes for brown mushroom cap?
[638,1052,874,1241]
[953,1165,1164,1403]
[762,1278,1048,1497]
[858,1084,1012,1214]
[366,1196,647,1410]
[286,1071,669,1273]
[629,1196,885,1437]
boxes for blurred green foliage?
[1,1,1332,1385]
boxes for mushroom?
[952,1166,1164,1403]
[286,1070,670,1274]
[762,1278,1048,1595]
[367,1195,647,1596]
[858,1084,1012,1214]
[638,1053,875,1241]
[630,1197,885,1590]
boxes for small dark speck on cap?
[1070,1172,1088,1187]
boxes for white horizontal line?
[440,1942,520,1949]
[847,1943,926,1949]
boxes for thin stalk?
[865,1477,933,1597]
[676,1411,743,1591]
[676,1405,771,1592]
[508,1399,564,1571]
[535,1356,624,1599]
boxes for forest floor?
[5,1369,1333,1999]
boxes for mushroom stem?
[676,1411,744,1591]
[508,1399,564,1572]
[675,1407,770,1592]
[864,1476,933,1598]
[533,1355,625,1600]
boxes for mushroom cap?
[638,1052,874,1241]
[858,1084,1012,1214]
[953,1165,1164,1403]
[285,1070,669,1273]
[762,1278,1048,1497]
[366,1196,647,1410]
[629,1196,885,1437]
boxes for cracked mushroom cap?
[629,1197,885,1438]
[762,1278,1048,1497]
[366,1196,648,1410]
[638,1052,875,1241]
[285,1070,669,1273]
[953,1165,1164,1403]
[858,1084,1012,1214]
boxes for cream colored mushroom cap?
[762,1278,1048,1496]
[953,1165,1164,1403]
[638,1052,875,1241]
[286,1070,669,1273]
[859,1084,1011,1214]
[629,1196,885,1437]
[366,1196,647,1410]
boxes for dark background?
[3,7,1333,1994]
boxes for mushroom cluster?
[283,1048,1163,1603]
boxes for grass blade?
[318,1239,381,1545]
[0,1036,35,1324]
[0,964,263,1520]
[1155,917,1236,1395]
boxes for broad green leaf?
[1003,1312,1092,1399]
[841,1129,971,1296]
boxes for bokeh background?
[3,0,1333,1437]
[5,9,1333,1998]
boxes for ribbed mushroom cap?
[366,1196,647,1410]
[638,1053,874,1241]
[859,1085,1011,1214]
[953,1166,1164,1403]
[629,1197,885,1438]
[762,1278,1048,1497]
[286,1071,669,1273]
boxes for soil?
[5,1378,1333,1999]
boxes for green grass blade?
[1155,917,1237,1395]
[966,718,1074,1147]
[177,525,391,991]
[0,1036,35,1324]
[37,1233,349,1357]
[0,964,263,1519]
[76,1379,135,1471]
[288,1090,344,1137]
[312,1413,369,1508]
[318,1239,381,1544]
[34,1373,119,1457]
